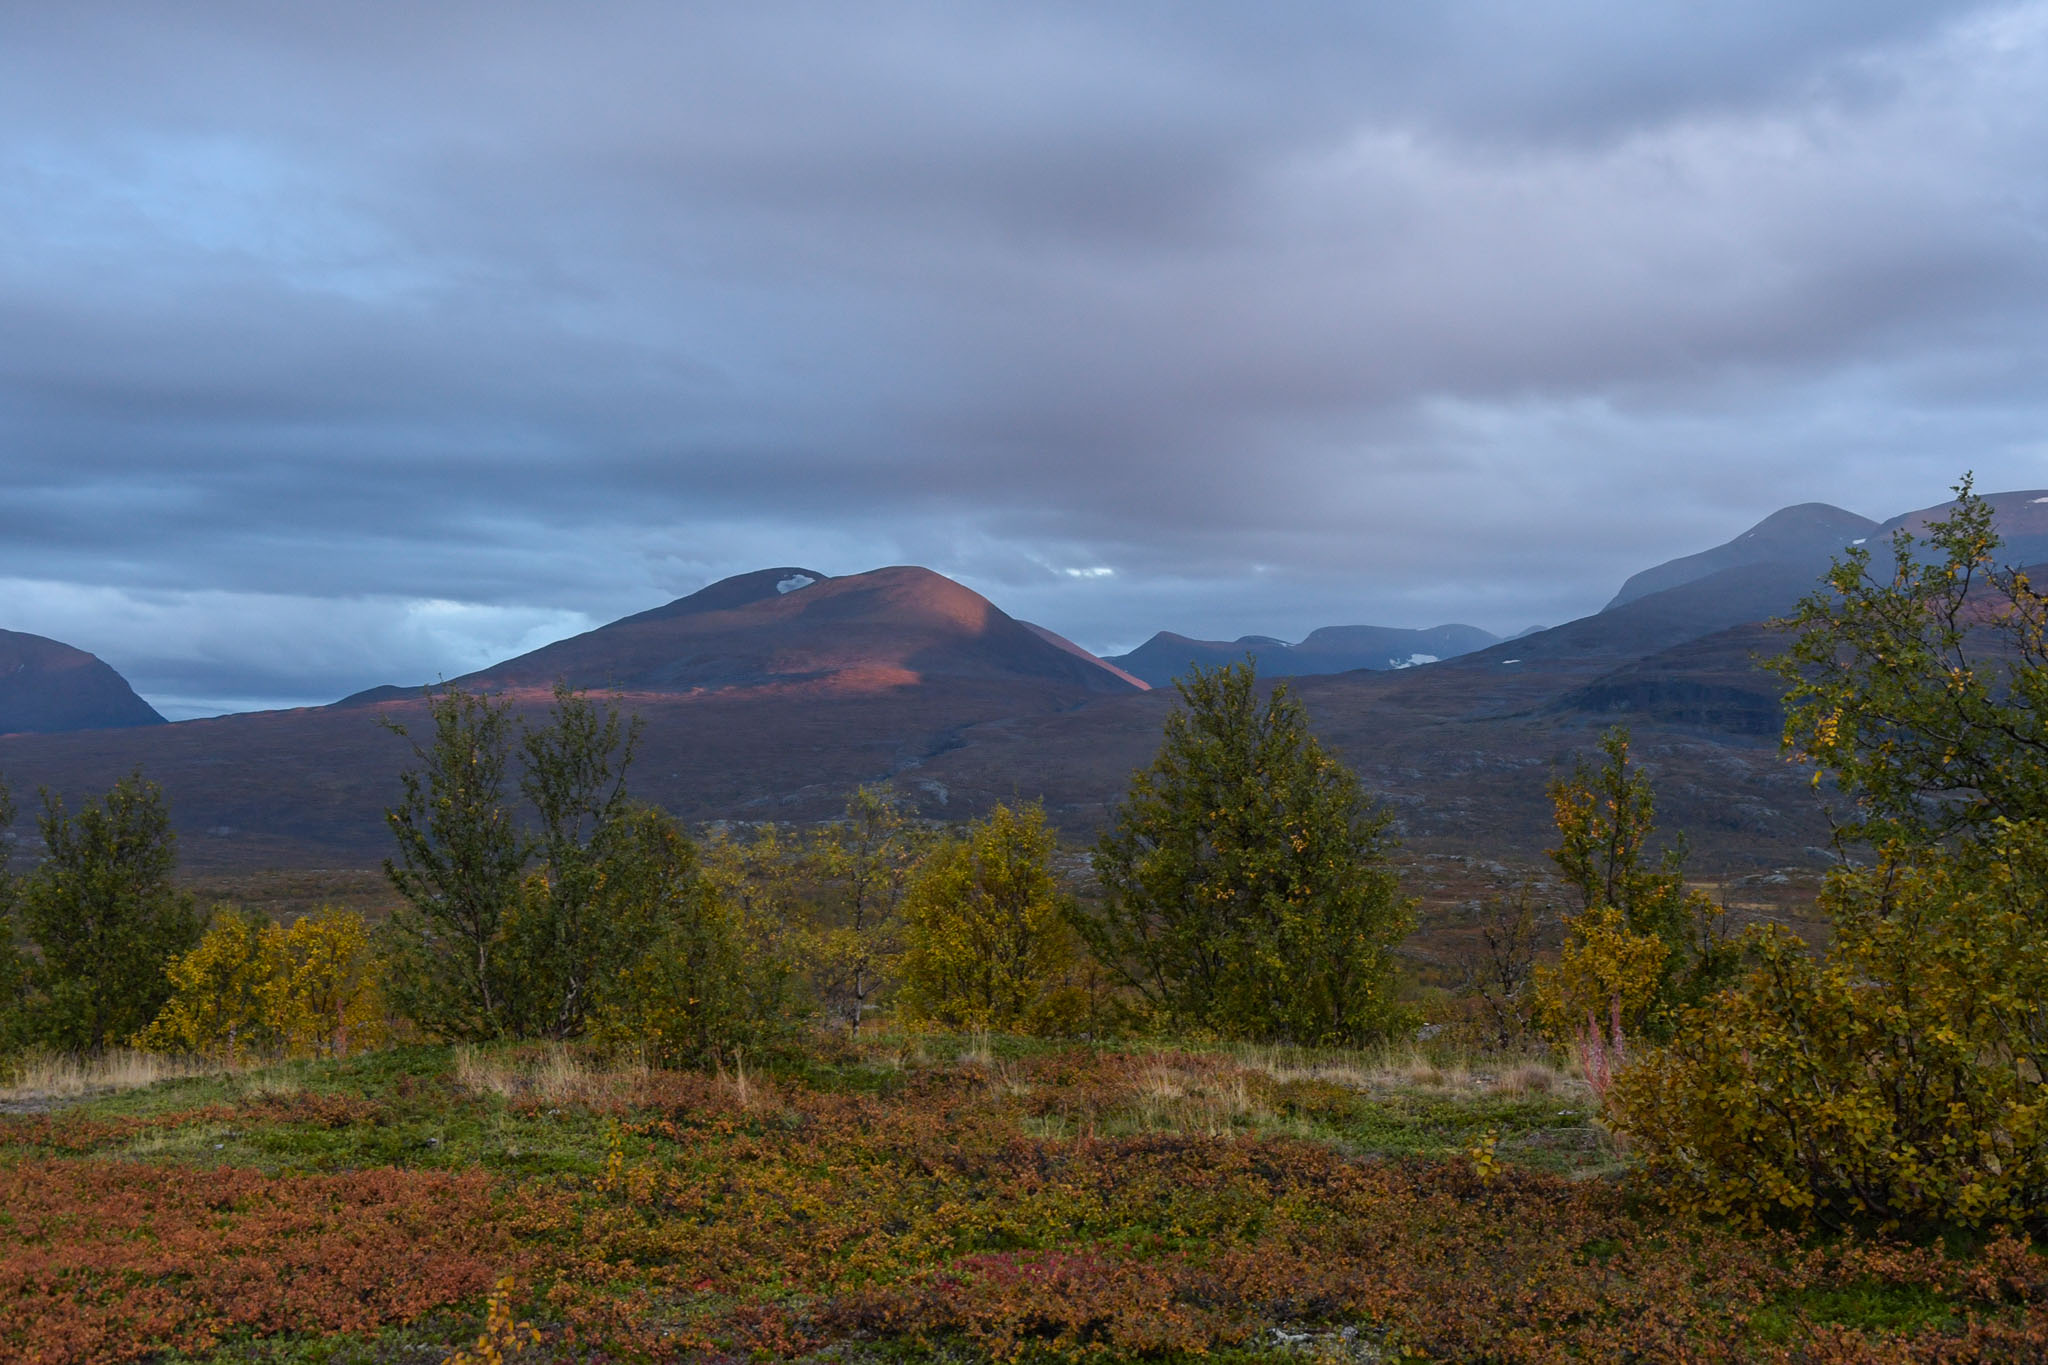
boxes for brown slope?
[457,565,1140,699]
[0,566,1139,869]
[0,629,164,735]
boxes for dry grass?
[0,1048,225,1105]
[1124,1059,1272,1135]
[451,1043,648,1106]
[1232,1042,1583,1102]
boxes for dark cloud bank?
[3,2,2045,716]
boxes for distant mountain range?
[1107,623,1499,687]
[4,488,2044,873]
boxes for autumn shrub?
[0,1159,504,1364]
[1618,486,2048,1233]
[135,908,281,1061]
[1531,728,1731,1046]
[1616,822,2048,1232]
[801,785,935,1031]
[137,907,386,1061]
[898,801,1087,1035]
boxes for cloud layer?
[4,2,2046,714]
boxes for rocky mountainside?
[0,629,164,735]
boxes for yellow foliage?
[1614,820,2048,1232]
[444,1275,539,1365]
[897,802,1086,1036]
[1530,904,1668,1044]
[271,909,388,1059]
[136,907,386,1061]
[134,909,279,1062]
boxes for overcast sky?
[5,2,2047,717]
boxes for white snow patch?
[1850,537,1867,544]
[776,574,817,594]
[2033,497,2048,504]
[1392,653,1440,669]
[1500,658,1521,665]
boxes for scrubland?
[3,1034,2044,1365]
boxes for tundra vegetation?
[1,484,2046,1361]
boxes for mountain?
[0,629,164,735]
[9,491,2046,876]
[1604,503,1877,610]
[0,566,1141,866]
[1876,488,2048,568]
[1108,623,1498,687]
[456,565,1141,698]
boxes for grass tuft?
[1,1047,227,1106]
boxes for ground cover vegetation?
[1,482,2046,1359]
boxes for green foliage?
[0,774,25,1050]
[384,683,773,1059]
[1081,661,1414,1045]
[699,821,815,1029]
[1621,489,2048,1233]
[1772,475,2048,844]
[583,808,765,1066]
[1617,819,2048,1232]
[802,785,933,1031]
[1532,728,1731,1042]
[898,802,1085,1035]
[504,683,643,1039]
[16,771,199,1052]
[383,688,527,1040]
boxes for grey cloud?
[2,2,2045,711]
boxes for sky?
[4,3,2047,719]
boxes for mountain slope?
[1876,488,2048,568]
[1109,622,1497,687]
[0,566,1141,866]
[457,565,1141,698]
[1604,503,1876,610]
[0,629,165,735]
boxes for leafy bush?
[582,809,767,1066]
[14,772,199,1052]
[383,687,527,1040]
[1772,475,2048,845]
[1617,821,2048,1231]
[1620,486,2048,1232]
[1081,661,1413,1044]
[897,802,1085,1035]
[1531,728,1730,1045]
[134,908,280,1061]
[384,685,760,1053]
[138,907,388,1062]
[801,785,933,1031]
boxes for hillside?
[0,567,1140,866]
[6,490,2047,874]
[1603,502,1875,609]
[0,629,164,736]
